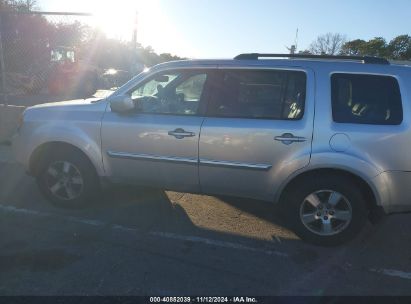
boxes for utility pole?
[132,11,139,74]
[132,11,138,51]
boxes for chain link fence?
[0,11,110,103]
[0,9,176,105]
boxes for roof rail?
[390,60,411,66]
[234,53,390,65]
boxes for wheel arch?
[29,141,99,178]
[277,167,382,213]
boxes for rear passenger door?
[199,67,315,201]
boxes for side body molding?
[106,151,273,170]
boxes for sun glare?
[85,0,198,58]
[91,0,146,40]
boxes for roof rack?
[234,53,390,65]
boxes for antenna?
[286,28,299,54]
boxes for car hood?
[28,97,108,112]
[30,97,102,108]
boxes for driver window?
[130,71,208,115]
[132,73,179,99]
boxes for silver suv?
[12,53,411,246]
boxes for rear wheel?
[283,174,368,246]
[36,148,99,208]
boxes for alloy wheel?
[299,190,353,236]
[45,161,84,201]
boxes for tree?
[341,39,367,56]
[51,21,88,47]
[0,1,55,72]
[160,53,184,62]
[0,0,38,11]
[362,37,388,57]
[0,0,183,76]
[309,33,346,55]
[388,35,411,60]
[341,36,411,59]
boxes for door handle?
[168,128,196,139]
[274,133,307,145]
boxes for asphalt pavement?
[1,144,411,296]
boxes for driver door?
[101,69,212,192]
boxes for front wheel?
[283,175,368,246]
[36,148,99,208]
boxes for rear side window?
[208,70,306,120]
[331,73,403,125]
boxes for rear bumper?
[375,171,411,214]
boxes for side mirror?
[109,95,134,113]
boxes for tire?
[283,174,368,246]
[36,147,100,208]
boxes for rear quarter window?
[331,73,403,125]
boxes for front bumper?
[11,132,30,173]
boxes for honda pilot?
[12,53,411,246]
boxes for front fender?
[21,121,105,176]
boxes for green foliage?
[341,39,367,56]
[342,35,411,60]
[363,37,388,57]
[388,35,411,60]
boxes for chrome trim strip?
[107,151,198,165]
[107,151,272,170]
[199,159,272,171]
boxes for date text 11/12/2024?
[149,296,258,303]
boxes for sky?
[38,0,411,59]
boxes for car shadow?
[215,194,292,230]
[74,185,324,252]
[79,185,387,255]
[79,185,202,235]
